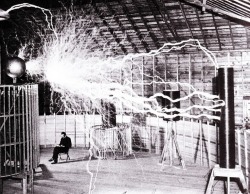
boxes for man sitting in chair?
[49,132,72,164]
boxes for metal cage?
[0,84,40,178]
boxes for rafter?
[179,1,199,52]
[150,0,179,42]
[178,1,195,40]
[145,0,170,43]
[212,14,222,50]
[98,29,118,55]
[195,8,208,48]
[119,0,150,53]
[131,0,160,49]
[106,2,139,53]
[91,2,127,55]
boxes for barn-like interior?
[0,0,250,194]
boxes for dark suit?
[52,136,72,162]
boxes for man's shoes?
[51,162,57,164]
[48,158,53,162]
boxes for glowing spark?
[6,3,54,31]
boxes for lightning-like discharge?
[3,3,224,193]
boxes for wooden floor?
[2,148,243,194]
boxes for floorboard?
[2,148,242,194]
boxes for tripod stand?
[159,120,185,170]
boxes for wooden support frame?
[206,165,248,194]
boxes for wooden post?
[199,119,203,165]
[207,120,211,168]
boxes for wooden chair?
[59,150,70,162]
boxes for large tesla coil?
[0,84,40,193]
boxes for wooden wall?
[127,50,250,125]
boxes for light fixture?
[5,57,26,83]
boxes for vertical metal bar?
[25,86,30,171]
[8,86,12,175]
[22,86,26,175]
[35,85,40,165]
[4,86,7,175]
[13,86,17,174]
[31,86,35,194]
[18,86,22,173]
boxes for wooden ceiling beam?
[212,14,222,50]
[105,2,139,53]
[178,1,195,40]
[145,0,170,44]
[150,0,180,42]
[98,30,118,55]
[131,0,160,49]
[91,2,127,55]
[195,9,208,48]
[119,0,150,53]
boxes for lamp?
[5,57,26,83]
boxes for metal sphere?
[5,57,26,78]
